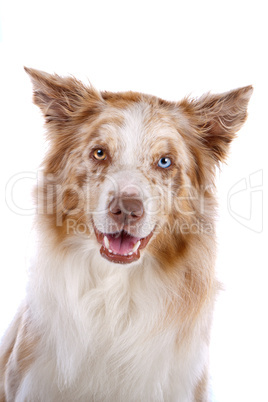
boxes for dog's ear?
[179,86,253,162]
[24,67,102,123]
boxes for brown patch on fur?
[62,188,80,212]
[151,140,179,163]
[101,90,142,108]
[0,307,38,401]
[149,226,189,269]
[76,172,88,187]
[10,324,36,373]
[83,114,125,144]
[187,145,207,188]
[0,331,17,401]
[194,368,209,401]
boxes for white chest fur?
[18,247,209,402]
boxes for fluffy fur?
[0,68,252,402]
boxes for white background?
[0,1,267,401]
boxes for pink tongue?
[107,232,140,255]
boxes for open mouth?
[94,227,153,264]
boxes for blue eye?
[158,157,172,168]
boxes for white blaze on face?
[92,103,157,238]
[118,103,151,167]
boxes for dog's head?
[25,68,252,266]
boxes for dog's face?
[84,100,191,264]
[25,68,252,266]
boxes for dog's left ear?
[179,86,253,162]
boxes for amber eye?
[93,149,107,160]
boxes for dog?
[0,68,252,401]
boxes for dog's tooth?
[128,251,134,256]
[104,236,110,250]
[132,240,141,253]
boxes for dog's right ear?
[24,67,103,123]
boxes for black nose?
[108,196,144,225]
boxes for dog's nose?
[108,196,144,225]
